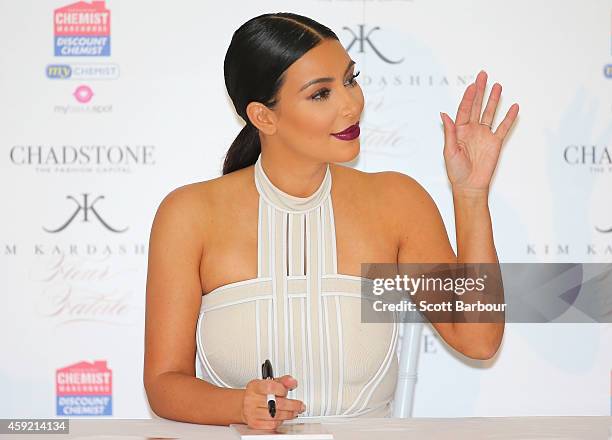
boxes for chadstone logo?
[563,145,612,173]
[44,193,128,233]
[9,144,156,174]
[54,1,111,57]
[56,360,112,416]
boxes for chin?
[331,140,360,164]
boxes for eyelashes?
[310,70,361,102]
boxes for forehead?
[282,39,353,93]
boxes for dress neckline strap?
[254,153,332,213]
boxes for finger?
[493,103,520,140]
[252,407,298,421]
[481,82,501,125]
[275,375,297,391]
[254,380,288,397]
[469,70,487,123]
[276,396,306,413]
[440,112,458,157]
[252,394,304,412]
[455,83,476,125]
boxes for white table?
[7,416,612,439]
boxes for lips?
[331,122,360,141]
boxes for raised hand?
[440,70,519,194]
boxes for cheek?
[292,103,337,136]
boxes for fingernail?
[301,404,306,412]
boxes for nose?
[339,84,361,120]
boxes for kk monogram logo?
[342,24,404,64]
[43,193,128,233]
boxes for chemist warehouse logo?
[56,360,112,416]
[54,1,111,57]
[47,2,119,81]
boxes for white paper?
[229,422,333,439]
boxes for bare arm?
[143,186,246,425]
[143,185,303,427]
[388,172,503,360]
[451,186,504,359]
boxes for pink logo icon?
[73,85,94,103]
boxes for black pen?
[261,359,276,418]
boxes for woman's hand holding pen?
[240,375,306,430]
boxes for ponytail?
[221,12,338,174]
[222,123,261,175]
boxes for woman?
[143,12,518,430]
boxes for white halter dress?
[196,153,399,418]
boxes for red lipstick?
[331,122,360,141]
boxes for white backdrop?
[0,0,610,418]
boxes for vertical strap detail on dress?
[323,296,333,415]
[322,198,335,275]
[321,202,326,275]
[317,205,327,415]
[289,214,302,276]
[328,197,338,275]
[301,214,306,275]
[259,199,270,277]
[287,213,293,276]
[255,300,262,377]
[267,298,273,366]
[282,211,290,376]
[287,294,295,400]
[305,212,316,415]
[334,295,344,414]
[269,206,283,372]
[257,197,263,277]
[300,296,309,414]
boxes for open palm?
[441,70,519,193]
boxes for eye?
[310,70,361,102]
[311,88,331,101]
[346,70,360,87]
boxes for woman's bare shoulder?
[152,165,255,237]
[161,165,254,209]
[331,162,424,204]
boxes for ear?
[246,101,277,135]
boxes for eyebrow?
[298,60,356,92]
